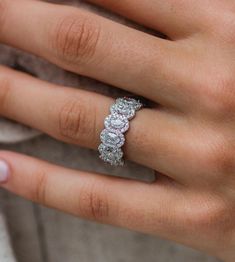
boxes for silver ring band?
[98,97,144,166]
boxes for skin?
[0,0,235,260]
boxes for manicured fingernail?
[0,160,9,183]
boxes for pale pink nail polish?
[0,160,9,183]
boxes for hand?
[0,0,235,260]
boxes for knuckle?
[200,135,234,178]
[58,97,96,145]
[52,15,101,66]
[78,181,112,221]
[185,196,234,239]
[32,170,48,206]
[208,11,235,44]
[200,72,235,118]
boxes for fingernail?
[0,160,9,183]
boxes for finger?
[0,66,194,184]
[0,0,191,109]
[0,151,187,244]
[87,0,203,39]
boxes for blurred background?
[0,0,222,261]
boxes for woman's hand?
[0,0,235,260]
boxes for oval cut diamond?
[116,97,143,111]
[98,144,124,166]
[110,103,135,120]
[111,119,123,127]
[100,129,125,148]
[104,114,129,133]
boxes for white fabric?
[0,213,17,262]
[0,119,40,144]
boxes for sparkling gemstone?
[110,97,143,120]
[116,97,143,111]
[100,129,125,148]
[111,119,123,127]
[104,114,129,133]
[110,103,135,120]
[98,144,124,166]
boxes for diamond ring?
[98,97,144,166]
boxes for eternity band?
[98,97,144,166]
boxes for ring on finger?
[98,97,144,166]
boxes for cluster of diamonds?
[99,97,143,166]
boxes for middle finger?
[0,0,190,109]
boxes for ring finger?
[0,66,195,184]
